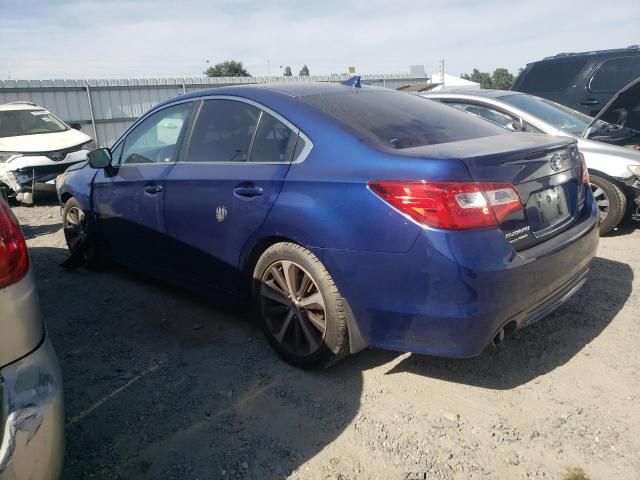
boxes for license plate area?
[526,185,571,234]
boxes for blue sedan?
[57,80,599,368]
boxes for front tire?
[62,197,107,270]
[253,242,349,368]
[589,174,626,235]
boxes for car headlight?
[0,152,20,163]
[80,140,97,151]
[628,165,640,177]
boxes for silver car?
[0,200,64,480]
[422,82,640,234]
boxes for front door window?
[120,102,193,165]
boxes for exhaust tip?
[491,322,517,347]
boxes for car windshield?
[300,89,505,149]
[0,109,68,138]
[499,94,607,135]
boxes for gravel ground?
[12,198,640,480]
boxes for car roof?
[423,89,520,99]
[534,46,640,63]
[175,81,386,102]
[0,101,44,112]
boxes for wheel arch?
[241,234,368,354]
[60,191,73,205]
[588,168,627,187]
[241,235,294,278]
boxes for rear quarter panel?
[260,123,473,253]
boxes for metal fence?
[0,74,423,147]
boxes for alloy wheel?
[591,184,610,222]
[260,260,327,356]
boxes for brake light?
[0,200,29,288]
[579,152,589,185]
[368,181,523,230]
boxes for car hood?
[582,76,640,137]
[0,128,92,153]
[577,136,640,163]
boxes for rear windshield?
[0,109,68,138]
[517,59,587,93]
[299,89,504,149]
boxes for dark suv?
[512,46,640,128]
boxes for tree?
[461,68,493,89]
[283,66,292,77]
[204,60,250,77]
[299,64,310,76]
[491,68,515,90]
[460,68,519,89]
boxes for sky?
[1,0,639,80]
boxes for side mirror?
[87,148,112,169]
[69,122,83,130]
[506,120,524,132]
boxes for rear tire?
[590,174,626,235]
[62,197,107,270]
[253,242,349,368]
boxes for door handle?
[144,184,163,194]
[580,99,599,106]
[233,185,264,198]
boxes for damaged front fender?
[0,166,21,194]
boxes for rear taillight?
[368,181,523,230]
[579,152,589,185]
[0,201,29,288]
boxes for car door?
[582,56,640,116]
[163,98,300,295]
[92,101,195,269]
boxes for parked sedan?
[0,200,64,479]
[422,86,640,234]
[57,80,598,368]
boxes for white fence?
[0,74,422,147]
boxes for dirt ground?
[12,198,640,480]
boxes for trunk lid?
[402,134,586,250]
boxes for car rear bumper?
[319,196,599,358]
[0,337,64,480]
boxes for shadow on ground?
[29,246,366,480]
[604,216,640,237]
[384,256,633,389]
[21,222,62,239]
[28,244,631,478]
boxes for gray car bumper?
[0,337,64,480]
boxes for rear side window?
[589,56,640,92]
[517,59,587,93]
[447,102,516,129]
[187,100,260,162]
[300,90,504,149]
[249,112,296,163]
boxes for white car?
[0,102,95,204]
[422,81,640,234]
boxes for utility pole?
[440,59,445,88]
